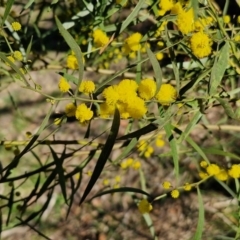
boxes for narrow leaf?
[146,47,162,94]
[113,138,138,163]
[178,111,202,143]
[186,136,209,164]
[216,97,236,119]
[49,146,67,203]
[6,186,14,226]
[2,0,15,25]
[119,0,145,33]
[90,187,151,200]
[80,108,120,204]
[117,123,157,140]
[164,123,179,180]
[192,187,204,240]
[210,42,229,95]
[55,16,84,95]
[191,0,199,21]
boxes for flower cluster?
[121,158,141,170]
[137,140,154,158]
[93,29,109,47]
[100,79,147,119]
[123,32,143,54]
[157,1,213,58]
[199,160,240,181]
[99,79,177,119]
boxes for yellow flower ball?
[215,169,229,181]
[171,189,180,199]
[177,8,195,34]
[190,31,212,58]
[75,103,93,123]
[66,55,78,69]
[65,103,76,117]
[183,183,192,191]
[138,78,156,100]
[228,164,240,178]
[79,80,95,94]
[156,83,177,105]
[13,51,23,61]
[11,22,21,31]
[124,32,142,52]
[93,29,109,47]
[223,15,231,24]
[138,199,153,214]
[58,77,70,93]
[162,181,171,189]
[206,164,220,176]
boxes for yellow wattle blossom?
[156,52,164,60]
[183,183,192,191]
[156,83,177,105]
[11,22,21,31]
[215,169,229,181]
[177,8,195,34]
[190,31,212,58]
[125,96,147,119]
[234,35,240,42]
[75,103,93,123]
[79,80,95,94]
[138,199,153,214]
[58,77,70,93]
[121,158,134,169]
[200,160,208,168]
[87,171,92,176]
[65,103,76,117]
[206,164,220,176]
[194,17,213,31]
[93,29,109,47]
[138,78,156,100]
[132,160,141,170]
[129,51,137,59]
[158,0,174,16]
[67,55,78,69]
[117,79,138,104]
[144,146,154,158]
[223,15,231,24]
[155,135,165,147]
[102,85,119,105]
[6,56,15,66]
[13,51,23,61]
[137,140,148,152]
[99,103,115,118]
[155,22,167,37]
[228,164,240,178]
[103,179,110,186]
[199,171,209,179]
[115,175,121,183]
[124,32,142,53]
[171,189,180,198]
[238,16,240,24]
[157,41,164,47]
[171,2,183,15]
[162,181,171,189]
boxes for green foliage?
[1,0,240,239]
